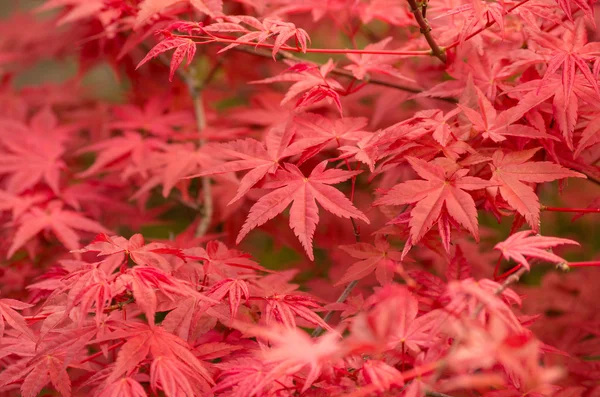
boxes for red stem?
[496,264,524,281]
[178,35,432,56]
[568,261,600,267]
[80,340,126,364]
[542,206,600,214]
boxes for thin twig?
[407,0,447,63]
[472,266,528,318]
[191,91,213,237]
[177,34,433,56]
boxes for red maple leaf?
[98,322,214,392]
[121,266,215,326]
[135,0,223,28]
[207,16,310,57]
[532,20,600,102]
[0,298,34,341]
[288,112,371,164]
[375,157,491,248]
[76,233,186,269]
[109,97,195,137]
[237,161,369,260]
[137,35,197,81]
[335,235,405,286]
[188,124,308,204]
[207,278,250,319]
[488,148,585,230]
[345,37,416,84]
[458,85,557,143]
[251,59,344,114]
[77,132,165,178]
[8,202,110,258]
[494,230,579,270]
[0,107,71,195]
[262,294,334,332]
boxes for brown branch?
[407,0,447,63]
[191,91,212,237]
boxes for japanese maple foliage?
[0,0,600,396]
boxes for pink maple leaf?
[251,59,344,113]
[8,202,110,258]
[488,148,585,230]
[335,235,405,286]
[494,230,579,270]
[375,157,491,248]
[110,97,195,137]
[237,161,369,261]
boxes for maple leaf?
[209,16,311,57]
[458,85,557,143]
[207,278,250,319]
[20,354,71,397]
[533,20,600,101]
[494,230,579,270]
[76,233,185,269]
[488,148,585,230]
[335,235,405,286]
[60,263,113,325]
[187,123,305,204]
[110,97,195,137]
[362,360,404,392]
[99,323,214,391]
[262,293,334,332]
[37,0,109,26]
[375,157,491,247]
[185,240,268,276]
[575,115,600,157]
[287,112,371,163]
[506,74,596,150]
[345,37,416,84]
[445,245,472,281]
[150,355,201,397]
[120,265,215,325]
[77,132,165,178]
[551,0,594,25]
[137,35,197,81]
[237,161,369,260]
[251,60,344,114]
[135,0,223,28]
[350,285,433,352]
[213,357,275,397]
[0,190,47,220]
[7,202,110,258]
[418,108,462,147]
[96,378,147,397]
[0,108,70,194]
[131,143,217,198]
[0,298,35,340]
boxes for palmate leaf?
[136,36,197,81]
[236,161,369,261]
[494,230,579,270]
[488,148,585,230]
[375,157,492,248]
[335,235,405,286]
[135,0,223,28]
[7,202,110,258]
